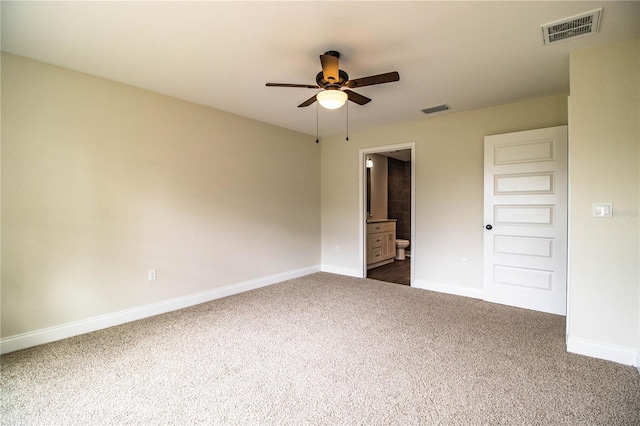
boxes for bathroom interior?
[365,149,412,285]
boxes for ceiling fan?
[266,51,400,109]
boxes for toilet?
[395,239,410,260]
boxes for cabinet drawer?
[367,223,384,233]
[381,222,396,232]
[367,221,396,233]
[370,235,383,248]
[370,247,383,261]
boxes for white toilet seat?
[396,239,410,248]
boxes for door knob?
[485,224,493,230]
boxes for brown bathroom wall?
[387,157,411,242]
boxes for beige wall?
[6,39,638,364]
[321,94,568,285]
[568,39,640,353]
[1,53,320,338]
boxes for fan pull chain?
[345,100,349,141]
[316,101,319,143]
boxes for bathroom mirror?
[366,167,371,217]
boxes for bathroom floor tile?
[366,258,410,286]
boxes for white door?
[484,126,567,315]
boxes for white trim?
[0,265,320,355]
[320,264,360,278]
[566,99,572,344]
[567,336,639,367]
[412,279,484,300]
[637,351,640,374]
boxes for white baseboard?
[0,265,321,355]
[320,264,362,278]
[567,336,639,367]
[412,279,483,300]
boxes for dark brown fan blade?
[298,94,317,107]
[344,90,371,105]
[266,83,320,89]
[345,71,400,88]
[320,54,340,84]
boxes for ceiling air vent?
[541,8,602,45]
[421,104,450,115]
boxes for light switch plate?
[592,202,612,218]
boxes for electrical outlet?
[148,269,157,281]
[334,245,340,253]
[461,258,468,268]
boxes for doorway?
[359,143,415,286]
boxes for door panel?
[494,138,554,164]
[484,126,567,315]
[494,236,553,257]
[495,205,554,226]
[494,265,552,290]
[495,172,554,194]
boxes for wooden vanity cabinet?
[367,221,396,269]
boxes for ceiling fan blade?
[344,90,371,105]
[345,71,400,88]
[298,94,317,107]
[266,83,320,89]
[320,54,340,84]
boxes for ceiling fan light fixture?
[317,89,348,109]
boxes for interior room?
[1,1,639,423]
[365,149,412,286]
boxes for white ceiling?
[2,1,638,137]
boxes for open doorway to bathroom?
[360,143,415,286]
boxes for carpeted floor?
[2,272,639,425]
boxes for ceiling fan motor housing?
[316,70,349,89]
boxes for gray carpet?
[2,272,639,425]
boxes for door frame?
[359,142,416,285]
